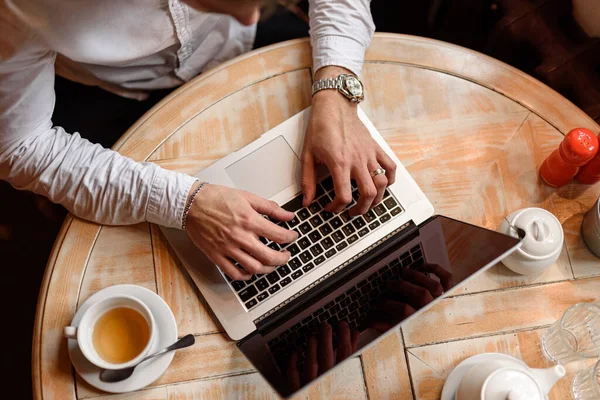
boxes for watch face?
[344,76,363,97]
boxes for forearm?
[0,6,198,228]
[309,0,375,77]
[0,125,196,228]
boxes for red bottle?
[540,128,599,187]
[576,132,600,184]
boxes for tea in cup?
[64,295,155,370]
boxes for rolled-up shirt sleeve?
[0,13,196,229]
[309,0,375,77]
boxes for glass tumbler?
[541,303,600,365]
[572,360,600,400]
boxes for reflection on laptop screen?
[237,216,520,398]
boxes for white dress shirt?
[0,0,374,229]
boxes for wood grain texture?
[365,34,599,134]
[154,333,253,387]
[148,69,312,162]
[34,36,600,400]
[78,224,155,306]
[151,225,222,336]
[389,112,562,229]
[32,215,75,400]
[34,218,101,400]
[165,358,367,400]
[361,329,413,400]
[113,41,312,162]
[91,387,168,400]
[408,328,596,400]
[361,63,528,133]
[402,276,600,347]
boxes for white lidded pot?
[498,207,564,275]
[456,353,565,400]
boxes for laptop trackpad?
[225,136,301,199]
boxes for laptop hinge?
[253,220,419,333]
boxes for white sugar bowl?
[497,208,564,275]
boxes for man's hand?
[185,183,298,280]
[369,264,455,331]
[287,322,359,391]
[302,66,397,216]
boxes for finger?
[368,318,394,332]
[301,152,317,207]
[349,165,377,216]
[385,279,434,309]
[336,321,353,362]
[377,148,397,186]
[240,237,291,268]
[304,336,319,382]
[325,166,352,213]
[378,300,416,322]
[366,307,396,331]
[368,159,388,206]
[400,268,444,298]
[214,255,252,281]
[422,263,455,291]
[318,323,335,372]
[252,215,298,244]
[351,330,360,352]
[246,194,295,222]
[287,351,301,391]
[228,247,277,275]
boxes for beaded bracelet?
[182,181,207,231]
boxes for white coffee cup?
[64,295,155,370]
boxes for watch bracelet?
[311,76,341,96]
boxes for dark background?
[2,0,598,398]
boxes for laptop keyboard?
[267,244,424,371]
[225,176,404,311]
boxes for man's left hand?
[301,66,396,216]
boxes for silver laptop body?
[161,107,434,340]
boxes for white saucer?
[67,284,177,393]
[441,353,528,400]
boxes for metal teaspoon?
[99,334,195,383]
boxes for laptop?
[161,107,436,340]
[237,214,520,398]
[160,108,521,397]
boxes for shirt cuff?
[146,165,198,229]
[311,35,367,78]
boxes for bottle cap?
[560,128,599,166]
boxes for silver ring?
[370,167,386,179]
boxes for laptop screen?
[237,216,521,398]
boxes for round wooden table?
[33,34,600,400]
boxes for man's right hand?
[185,183,298,281]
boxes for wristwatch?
[311,73,364,103]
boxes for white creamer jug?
[456,353,565,400]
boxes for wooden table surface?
[33,34,600,400]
